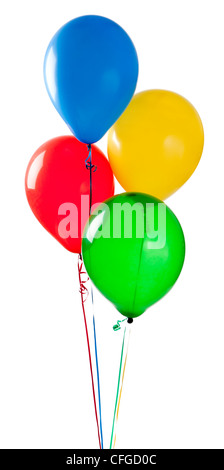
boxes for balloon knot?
[85,144,97,172]
[113,318,128,332]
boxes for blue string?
[92,310,104,449]
[86,145,103,448]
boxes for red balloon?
[25,136,114,253]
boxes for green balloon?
[82,193,185,318]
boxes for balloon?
[44,16,138,144]
[82,193,185,318]
[108,90,204,200]
[25,136,114,253]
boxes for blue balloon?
[44,16,138,144]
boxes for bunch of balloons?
[25,15,204,449]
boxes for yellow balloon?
[108,90,204,200]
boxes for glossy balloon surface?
[82,193,185,317]
[44,16,138,144]
[108,90,204,200]
[25,136,114,253]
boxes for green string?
[109,326,126,449]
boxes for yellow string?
[112,328,131,449]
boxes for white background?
[0,0,224,449]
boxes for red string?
[78,254,101,449]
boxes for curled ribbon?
[113,318,128,332]
[78,254,89,302]
[85,144,97,172]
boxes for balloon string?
[77,254,101,449]
[112,326,131,449]
[109,326,126,449]
[92,305,104,449]
[84,145,104,448]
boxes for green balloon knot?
[113,318,127,332]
